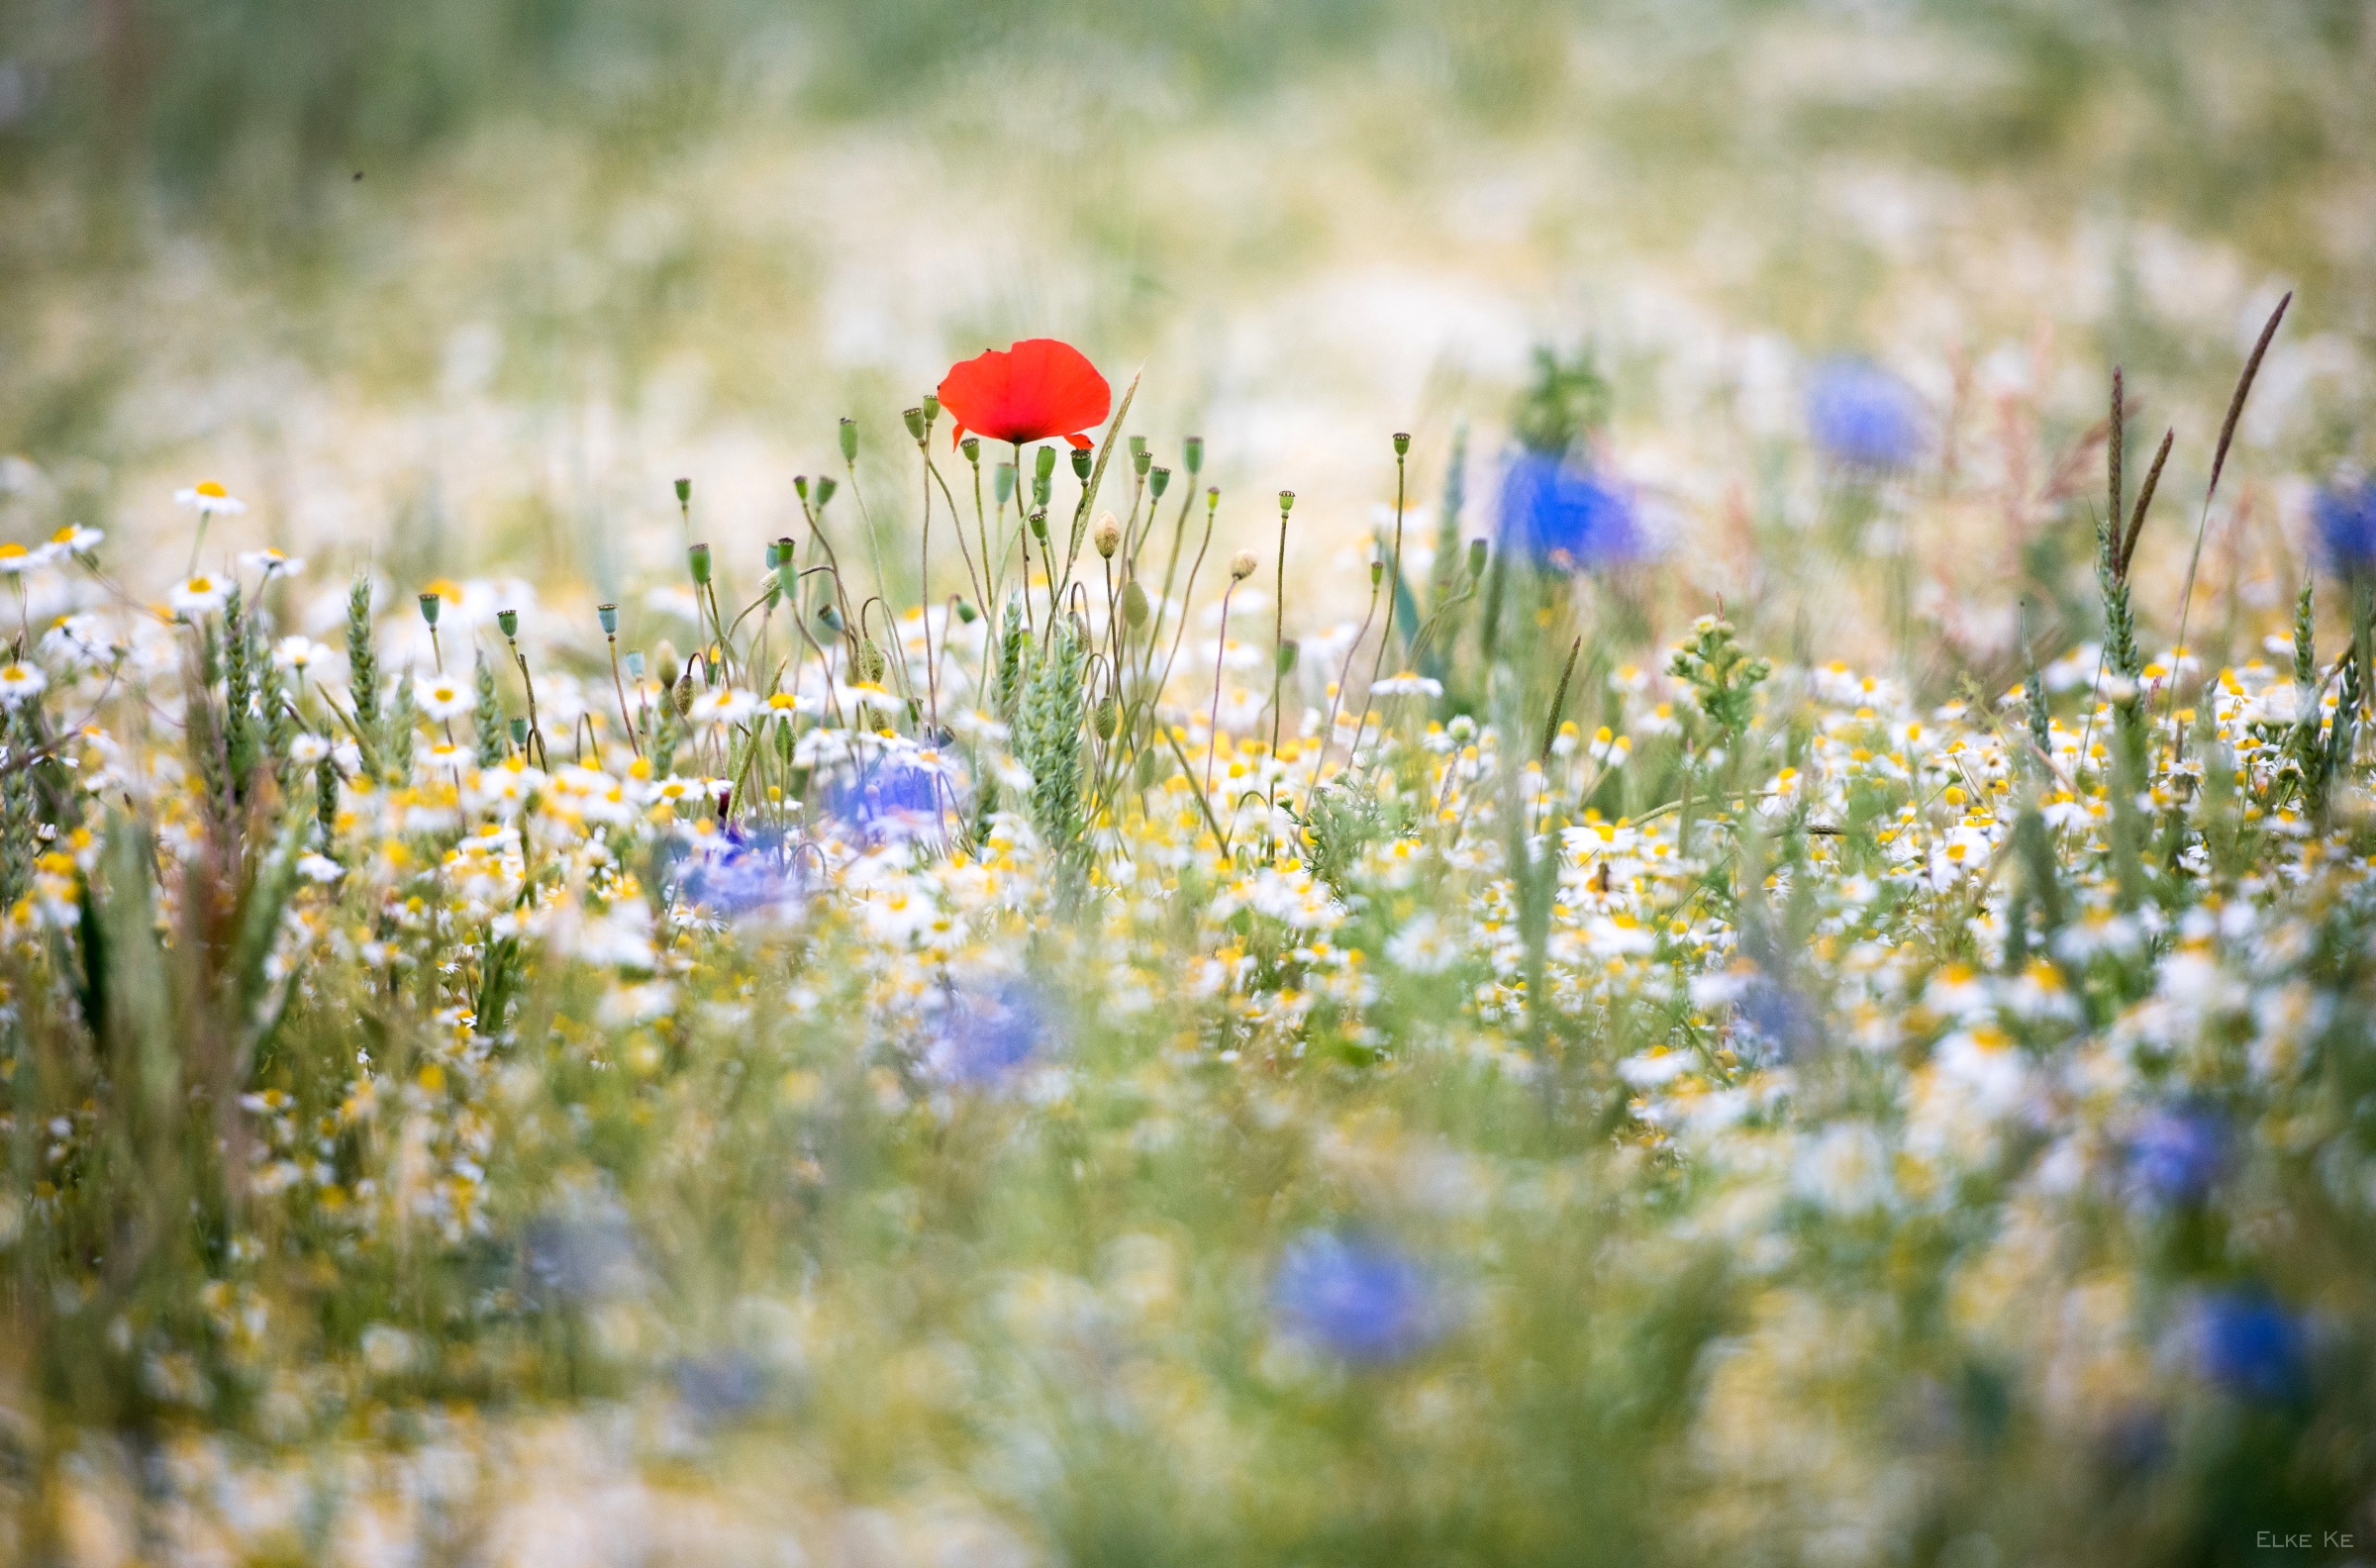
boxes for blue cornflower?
[825,753,950,844]
[2127,1106,2227,1206]
[2312,476,2376,577]
[1807,358,1925,470]
[2194,1290,2309,1404]
[1497,450,1639,570]
[1272,1230,1439,1364]
[673,828,805,922]
[926,977,1047,1086]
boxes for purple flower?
[1272,1230,1439,1364]
[673,829,805,922]
[2194,1290,2308,1404]
[925,978,1047,1086]
[1807,358,1925,470]
[2313,476,2376,577]
[1497,451,1639,570]
[826,754,950,844]
[2127,1106,2227,1206]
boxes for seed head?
[903,406,926,443]
[1279,490,1295,514]
[674,477,692,506]
[1093,512,1122,558]
[688,542,713,586]
[1070,446,1093,482]
[1393,432,1411,457]
[1183,436,1205,474]
[960,436,980,465]
[1148,465,1171,500]
[596,603,619,637]
[417,592,441,627]
[1122,579,1149,628]
[838,417,858,463]
[1231,550,1259,582]
[497,608,520,639]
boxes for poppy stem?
[1351,444,1410,771]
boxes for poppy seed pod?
[1128,434,1147,460]
[1032,472,1052,509]
[508,717,529,747]
[921,392,940,425]
[1035,445,1057,483]
[1095,697,1118,740]
[1230,549,1258,581]
[497,608,520,639]
[654,640,681,691]
[955,599,979,624]
[1371,558,1385,587]
[1206,486,1220,513]
[903,406,926,442]
[838,418,858,463]
[1277,639,1300,676]
[1093,512,1122,558]
[816,603,843,636]
[960,437,980,465]
[675,477,693,505]
[417,592,441,627]
[815,476,838,508]
[1279,490,1295,514]
[1122,579,1149,628]
[596,603,618,637]
[1467,538,1488,577]
[994,463,1015,505]
[793,475,810,503]
[623,650,644,679]
[1393,432,1411,457]
[688,543,713,586]
[1071,446,1092,482]
[1030,510,1051,544]
[1133,447,1151,478]
[1183,436,1205,474]
[763,539,783,570]
[1148,465,1171,500]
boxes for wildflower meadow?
[1,298,2374,1564]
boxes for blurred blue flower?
[673,828,804,922]
[1272,1230,1439,1364]
[926,977,1047,1086]
[1497,451,1639,570]
[2195,1290,2309,1404]
[1807,358,1925,470]
[2127,1106,2227,1206]
[2312,476,2376,577]
[826,753,950,844]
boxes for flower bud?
[1278,489,1295,514]
[815,476,838,509]
[838,417,858,463]
[1230,549,1258,582]
[1035,445,1058,482]
[960,436,980,465]
[1183,436,1205,474]
[675,477,693,505]
[498,608,520,639]
[654,639,681,691]
[509,717,530,747]
[955,599,979,624]
[903,406,926,442]
[596,603,619,637]
[1392,432,1411,457]
[1094,697,1118,740]
[1093,512,1122,558]
[1148,465,1171,500]
[1070,446,1092,482]
[1467,538,1488,578]
[994,463,1015,505]
[688,542,713,586]
[417,592,441,627]
[1122,579,1149,628]
[1370,557,1385,587]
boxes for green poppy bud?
[1467,538,1488,577]
[1094,697,1118,740]
[814,475,838,508]
[1279,490,1295,514]
[1277,639,1299,676]
[1371,557,1385,587]
[497,608,520,639]
[961,436,981,465]
[417,592,441,627]
[903,406,926,442]
[688,542,713,586]
[1122,579,1149,628]
[654,639,680,691]
[839,417,858,463]
[1183,436,1205,474]
[994,463,1015,505]
[596,603,618,637]
[675,477,693,505]
[1070,446,1092,482]
[1035,444,1057,482]
[1148,465,1171,500]
[955,599,978,624]
[1392,432,1410,458]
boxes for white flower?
[0,541,54,575]
[0,661,47,706]
[173,481,248,515]
[414,674,473,721]
[689,686,758,726]
[41,614,111,665]
[289,733,333,764]
[49,524,103,553]
[296,853,344,884]
[1370,671,1442,698]
[169,574,230,616]
[273,636,332,673]
[239,547,304,577]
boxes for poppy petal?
[1065,432,1093,450]
[936,339,1110,447]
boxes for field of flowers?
[1,311,2373,1564]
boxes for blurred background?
[0,0,2371,676]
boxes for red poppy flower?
[937,339,1111,450]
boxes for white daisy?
[1370,671,1442,698]
[0,541,55,576]
[289,734,333,764]
[239,547,305,577]
[689,686,758,726]
[173,481,248,515]
[169,574,230,616]
[50,525,103,553]
[414,674,474,722]
[273,636,332,673]
[0,661,46,705]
